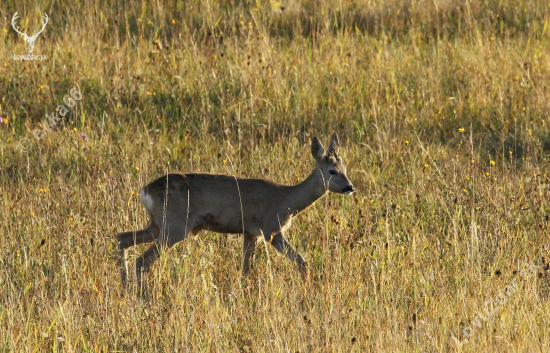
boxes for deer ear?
[327,133,339,157]
[311,137,325,162]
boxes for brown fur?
[117,133,355,289]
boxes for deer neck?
[285,168,327,214]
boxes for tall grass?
[1,0,550,351]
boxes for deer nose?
[342,185,355,194]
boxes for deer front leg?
[242,234,257,277]
[266,231,309,281]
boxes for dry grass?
[2,0,550,351]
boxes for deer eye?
[329,170,337,175]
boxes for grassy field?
[2,0,550,351]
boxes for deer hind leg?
[264,230,309,281]
[117,223,160,250]
[134,219,197,292]
[117,223,160,287]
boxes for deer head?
[12,11,49,54]
[311,133,356,195]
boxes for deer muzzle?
[342,185,355,195]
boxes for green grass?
[2,0,550,351]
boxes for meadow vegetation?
[1,0,550,351]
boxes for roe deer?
[117,133,355,289]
